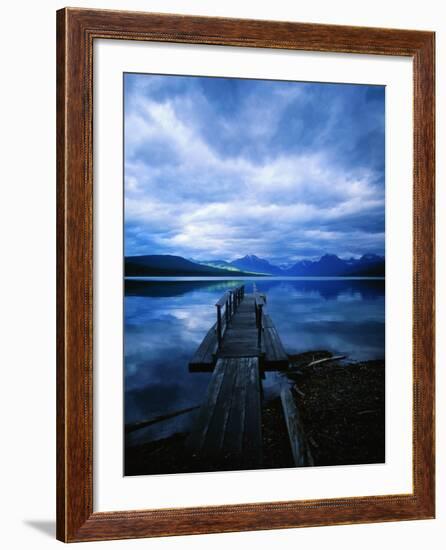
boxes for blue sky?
[124,73,385,265]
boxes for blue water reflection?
[124,277,384,445]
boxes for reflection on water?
[124,277,384,446]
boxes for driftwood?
[280,387,314,467]
[306,355,346,367]
[293,386,306,398]
[125,405,199,434]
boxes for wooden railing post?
[214,286,246,351]
[225,295,229,324]
[216,304,222,348]
[257,304,263,348]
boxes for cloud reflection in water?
[124,277,384,445]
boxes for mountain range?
[201,253,384,277]
[125,253,385,277]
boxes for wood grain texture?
[188,357,262,467]
[189,322,218,369]
[280,387,314,467]
[56,7,435,542]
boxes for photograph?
[123,73,386,476]
[1,0,439,546]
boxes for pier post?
[257,304,263,348]
[216,304,223,348]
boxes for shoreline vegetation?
[125,254,262,278]
[125,351,385,476]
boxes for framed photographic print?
[56,8,435,542]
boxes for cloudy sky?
[124,73,385,265]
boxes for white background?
[1,0,444,548]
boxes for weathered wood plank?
[189,357,263,469]
[218,295,260,359]
[243,358,263,468]
[280,387,314,467]
[263,315,289,369]
[222,358,250,456]
[220,327,260,357]
[187,359,227,451]
[199,359,239,456]
[189,323,218,370]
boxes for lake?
[124,277,384,448]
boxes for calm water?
[124,277,384,446]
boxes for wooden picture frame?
[56,7,435,542]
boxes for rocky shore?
[285,351,385,466]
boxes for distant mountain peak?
[229,254,283,275]
[318,254,344,264]
[287,252,384,276]
[320,253,341,260]
[240,254,259,260]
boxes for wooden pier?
[187,283,309,470]
[189,284,288,371]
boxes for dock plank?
[216,294,261,359]
[189,322,218,371]
[220,328,259,357]
[223,359,249,456]
[189,357,262,469]
[263,314,289,370]
[187,359,227,451]
[199,359,238,456]
[242,358,263,468]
